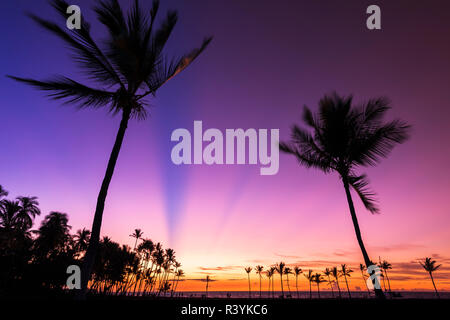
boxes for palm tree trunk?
[247,274,251,298]
[309,281,312,299]
[259,275,262,298]
[343,275,351,298]
[78,108,131,298]
[361,271,370,294]
[336,278,342,298]
[385,270,392,293]
[342,177,385,299]
[317,283,320,299]
[429,272,440,298]
[296,276,299,299]
[280,274,284,298]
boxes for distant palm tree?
[284,267,293,296]
[172,269,185,296]
[130,229,143,250]
[294,266,302,299]
[332,266,342,298]
[269,266,276,298]
[276,262,286,298]
[380,260,392,293]
[0,200,22,231]
[312,273,326,298]
[304,269,313,299]
[205,275,211,298]
[266,269,273,298]
[16,196,41,230]
[324,268,335,298]
[74,228,91,253]
[280,93,410,299]
[255,265,264,298]
[420,257,441,298]
[9,0,212,297]
[340,264,353,298]
[245,267,252,298]
[359,263,371,294]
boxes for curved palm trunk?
[295,276,299,299]
[309,281,312,299]
[327,275,335,298]
[343,275,351,299]
[429,272,440,298]
[342,177,385,299]
[335,278,342,298]
[385,270,392,293]
[79,109,131,299]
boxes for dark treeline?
[0,185,184,298]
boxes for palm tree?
[324,268,335,298]
[34,211,72,257]
[283,267,293,297]
[130,229,143,250]
[9,0,212,297]
[266,269,273,298]
[420,257,441,298]
[245,267,252,298]
[340,264,353,298]
[269,266,276,298]
[276,262,286,298]
[304,269,313,299]
[294,266,302,299]
[359,263,371,294]
[280,93,410,299]
[332,266,342,298]
[74,228,91,253]
[312,273,326,298]
[16,196,41,230]
[380,260,392,293]
[255,265,264,298]
[205,275,211,298]
[0,200,22,231]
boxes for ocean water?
[168,291,448,299]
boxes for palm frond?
[347,174,379,214]
[7,76,114,109]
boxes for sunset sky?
[1,0,450,291]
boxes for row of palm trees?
[244,259,442,299]
[0,185,185,297]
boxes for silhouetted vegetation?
[0,185,182,298]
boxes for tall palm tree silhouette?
[340,264,353,298]
[266,269,273,298]
[276,262,286,298]
[283,267,293,297]
[331,266,342,298]
[359,263,371,294]
[304,269,313,299]
[380,260,392,293]
[269,266,276,298]
[245,267,252,298]
[312,273,326,298]
[9,0,211,297]
[294,266,302,299]
[280,93,410,299]
[255,265,264,298]
[130,229,143,250]
[420,257,441,298]
[324,268,335,298]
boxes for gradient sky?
[1,0,450,291]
